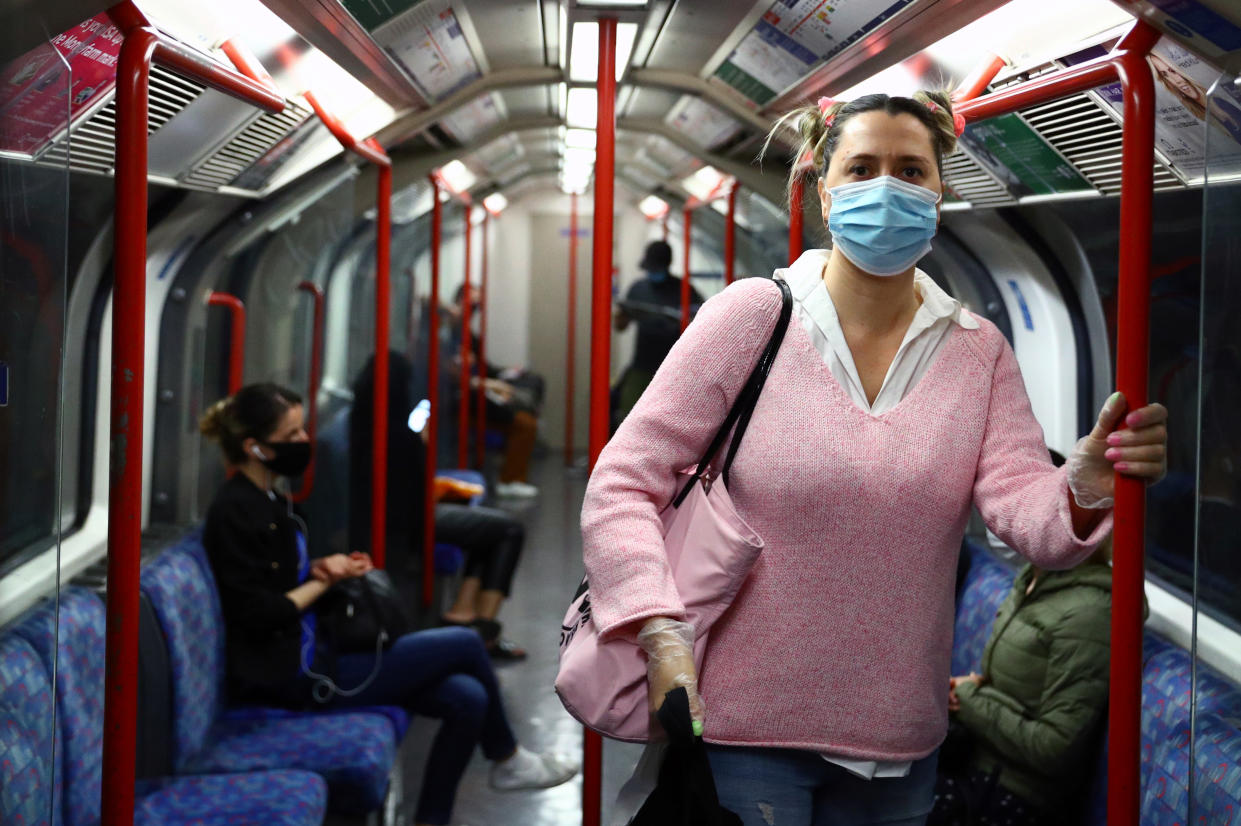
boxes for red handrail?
[292,281,325,504]
[207,292,246,395]
[458,205,474,468]
[584,19,617,826]
[955,22,1158,826]
[424,175,443,606]
[102,3,284,823]
[566,192,578,466]
[680,207,692,332]
[298,86,394,571]
[953,53,1006,103]
[724,182,738,286]
[788,175,804,265]
[475,211,489,470]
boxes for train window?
[0,82,70,578]
[1195,78,1241,631]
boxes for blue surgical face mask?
[646,269,669,284]
[827,176,940,277]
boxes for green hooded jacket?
[953,561,1112,809]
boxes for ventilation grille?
[39,65,206,176]
[942,152,1016,208]
[1019,92,1184,195]
[180,100,313,191]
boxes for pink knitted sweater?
[581,277,1112,761]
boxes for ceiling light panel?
[565,128,597,149]
[483,192,509,213]
[569,20,639,82]
[439,159,477,193]
[566,87,598,129]
[638,195,669,218]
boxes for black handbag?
[319,569,412,653]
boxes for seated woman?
[199,383,574,826]
[932,521,1112,825]
[350,352,529,659]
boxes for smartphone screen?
[407,399,431,433]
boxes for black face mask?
[258,441,311,478]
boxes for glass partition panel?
[1191,67,1241,825]
[0,32,70,826]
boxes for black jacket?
[203,474,308,705]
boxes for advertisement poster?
[342,0,427,31]
[0,13,122,156]
[666,96,743,150]
[1065,37,1241,182]
[714,0,916,104]
[381,7,480,101]
[957,114,1094,198]
[441,93,500,142]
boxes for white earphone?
[250,444,266,460]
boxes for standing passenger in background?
[581,91,1168,826]
[613,240,705,424]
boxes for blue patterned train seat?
[950,539,1015,676]
[0,633,61,826]
[1141,712,1241,826]
[140,530,399,813]
[8,588,326,826]
[1140,647,1241,790]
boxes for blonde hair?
[199,383,301,464]
[761,91,960,207]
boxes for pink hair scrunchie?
[953,112,967,137]
[818,96,838,127]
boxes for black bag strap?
[671,278,793,508]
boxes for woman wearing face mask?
[580,91,1168,826]
[200,383,574,826]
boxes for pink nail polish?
[1107,433,1122,446]
[1115,462,1129,472]
[1105,448,1120,460]
[1126,413,1141,427]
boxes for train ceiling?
[2,0,1239,212]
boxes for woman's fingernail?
[1126,413,1141,427]
[1105,448,1120,460]
[1107,433,1122,446]
[1115,462,1129,472]
[692,720,704,737]
[1109,391,1123,407]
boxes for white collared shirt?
[776,250,979,779]
[780,250,980,417]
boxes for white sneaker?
[489,746,577,791]
[495,481,539,498]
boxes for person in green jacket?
[931,533,1113,826]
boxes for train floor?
[331,454,645,826]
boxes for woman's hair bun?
[199,396,235,441]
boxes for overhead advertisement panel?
[666,96,744,149]
[442,93,501,142]
[713,0,917,105]
[341,0,428,31]
[1064,37,1241,183]
[378,5,481,100]
[0,13,122,157]
[957,115,1094,198]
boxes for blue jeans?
[706,745,939,826]
[327,627,518,825]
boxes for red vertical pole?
[292,282,325,504]
[424,176,443,607]
[207,293,245,395]
[458,206,473,468]
[101,25,158,826]
[680,207,692,331]
[566,192,578,466]
[476,212,489,470]
[584,18,617,826]
[788,175,804,266]
[372,164,392,570]
[724,183,738,286]
[1107,27,1158,826]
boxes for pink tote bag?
[556,279,792,742]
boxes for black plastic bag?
[319,569,411,653]
[630,688,743,826]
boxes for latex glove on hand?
[637,617,705,734]
[1067,391,1169,508]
